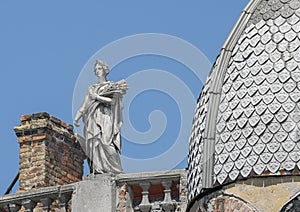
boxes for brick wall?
[14,112,85,192]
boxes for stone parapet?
[0,183,74,211]
[14,112,85,192]
[0,170,187,211]
[115,169,187,211]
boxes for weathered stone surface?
[224,176,300,212]
[72,174,116,212]
[0,184,74,212]
[74,60,128,175]
[116,170,187,211]
[189,176,300,212]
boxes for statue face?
[94,63,109,77]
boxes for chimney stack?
[14,112,85,192]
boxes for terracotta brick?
[15,113,85,191]
[57,179,64,185]
[32,134,46,141]
[67,174,75,181]
[18,136,32,143]
[20,148,28,154]
[20,115,32,122]
[34,146,43,151]
[60,121,68,128]
[29,167,40,174]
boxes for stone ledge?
[0,184,75,205]
[116,169,187,184]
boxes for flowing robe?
[78,81,123,174]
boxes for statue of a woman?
[74,60,128,174]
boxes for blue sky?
[0,0,249,194]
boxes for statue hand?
[74,121,80,127]
[111,98,116,105]
[89,92,98,100]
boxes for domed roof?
[188,0,300,202]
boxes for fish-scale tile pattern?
[249,0,300,26]
[187,61,218,201]
[215,1,300,185]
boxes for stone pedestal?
[72,174,117,212]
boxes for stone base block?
[72,174,116,212]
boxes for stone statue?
[74,60,128,174]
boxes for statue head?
[94,60,110,77]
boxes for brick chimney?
[14,112,85,192]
